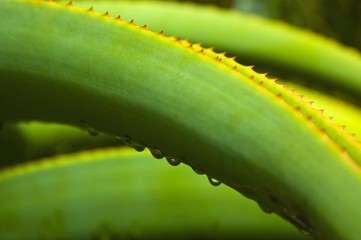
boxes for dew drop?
[132,142,146,152]
[165,156,181,166]
[118,135,146,152]
[149,148,164,159]
[191,166,205,175]
[207,176,221,186]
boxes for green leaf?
[1,1,361,239]
[0,147,306,239]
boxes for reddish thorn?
[350,134,356,139]
[269,78,278,83]
[247,65,254,70]
[318,109,324,115]
[339,146,347,153]
[66,1,73,6]
[88,6,94,12]
[195,43,203,50]
[129,19,135,25]
[340,125,346,131]
[115,15,122,21]
[183,40,191,47]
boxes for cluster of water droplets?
[115,135,182,167]
[82,122,311,235]
[114,134,222,186]
[80,122,223,187]
[80,120,223,186]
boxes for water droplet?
[118,136,146,152]
[149,148,164,159]
[165,156,181,166]
[87,128,99,136]
[207,176,221,186]
[132,142,146,152]
[191,166,205,175]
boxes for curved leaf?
[1,1,361,239]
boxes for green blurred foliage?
[234,0,361,51]
[183,0,361,51]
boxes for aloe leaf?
[0,147,306,239]
[1,1,361,239]
[71,1,361,102]
[3,81,361,164]
[283,82,361,141]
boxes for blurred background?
[181,0,361,51]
